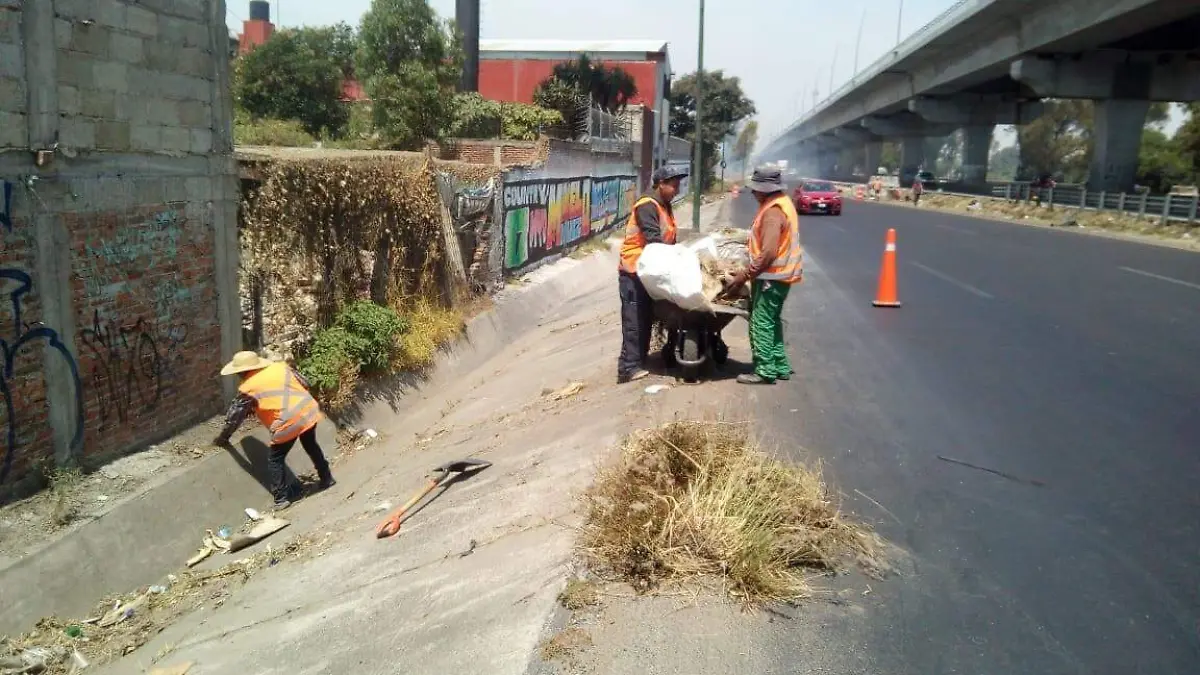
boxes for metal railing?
[990,183,1200,224]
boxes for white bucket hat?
[220,350,274,376]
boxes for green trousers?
[749,279,792,380]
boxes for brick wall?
[0,0,239,495]
[428,138,547,167]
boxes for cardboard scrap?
[547,382,585,401]
[227,517,291,553]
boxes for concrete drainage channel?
[0,249,619,640]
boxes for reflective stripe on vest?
[619,195,677,273]
[238,362,322,444]
[749,194,803,284]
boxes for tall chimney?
[456,0,480,92]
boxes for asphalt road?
[730,192,1200,674]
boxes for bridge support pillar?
[962,125,993,188]
[1090,99,1150,192]
[901,137,925,182]
[865,141,882,176]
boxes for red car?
[793,180,842,216]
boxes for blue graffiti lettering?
[0,269,85,483]
[1,181,11,232]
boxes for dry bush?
[390,298,465,372]
[583,420,882,605]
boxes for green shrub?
[298,301,408,406]
[234,111,318,147]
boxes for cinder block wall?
[0,0,240,495]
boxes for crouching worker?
[214,351,335,509]
[617,166,688,383]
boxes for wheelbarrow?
[653,299,748,383]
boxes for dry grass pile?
[390,299,465,372]
[2,536,323,674]
[582,421,883,605]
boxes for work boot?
[272,499,292,511]
[736,373,775,385]
[776,369,795,381]
[319,476,337,491]
[617,369,650,384]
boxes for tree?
[879,141,900,172]
[731,120,758,176]
[532,78,589,139]
[1016,99,1092,181]
[1145,102,1170,130]
[1136,127,1190,193]
[357,0,462,149]
[988,144,1019,181]
[1177,103,1200,182]
[234,27,350,137]
[536,55,638,114]
[669,70,756,190]
[446,93,562,141]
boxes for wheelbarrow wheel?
[661,329,678,368]
[680,333,701,383]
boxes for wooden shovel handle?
[374,477,441,538]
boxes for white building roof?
[479,39,669,57]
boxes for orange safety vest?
[238,362,322,444]
[749,194,803,284]
[619,195,677,273]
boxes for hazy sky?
[228,0,963,143]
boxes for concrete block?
[1,78,27,114]
[109,32,144,65]
[186,75,213,103]
[163,176,188,202]
[185,21,210,49]
[53,18,73,50]
[93,60,128,93]
[56,53,94,87]
[95,120,130,150]
[79,88,117,118]
[185,176,212,202]
[0,6,19,44]
[69,22,110,57]
[0,43,22,78]
[176,99,208,127]
[189,127,212,154]
[0,111,27,149]
[177,46,210,79]
[143,40,177,71]
[150,97,183,126]
[126,66,158,96]
[135,176,166,204]
[126,5,159,37]
[130,123,162,151]
[60,117,96,150]
[95,0,126,30]
[162,125,191,153]
[54,0,99,22]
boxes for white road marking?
[1118,266,1200,291]
[911,262,995,299]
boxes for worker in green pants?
[726,168,803,384]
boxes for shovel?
[375,459,492,539]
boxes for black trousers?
[268,425,331,502]
[618,271,654,376]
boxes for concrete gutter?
[0,250,621,639]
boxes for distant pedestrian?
[214,351,334,509]
[912,176,924,206]
[725,167,803,385]
[616,166,688,384]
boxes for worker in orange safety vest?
[725,167,803,385]
[616,165,688,384]
[214,351,335,509]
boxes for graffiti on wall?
[0,180,85,483]
[503,175,636,270]
[79,310,187,430]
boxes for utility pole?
[692,0,705,231]
[896,0,905,46]
[457,0,481,92]
[853,8,866,80]
[828,44,839,98]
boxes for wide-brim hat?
[220,350,274,376]
[747,167,784,194]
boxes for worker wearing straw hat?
[214,351,335,509]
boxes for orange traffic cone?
[872,228,901,308]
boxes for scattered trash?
[966,199,981,210]
[95,494,109,502]
[644,384,670,395]
[364,428,379,439]
[458,539,478,558]
[547,382,585,401]
[204,530,231,552]
[64,625,84,638]
[148,585,167,594]
[71,649,89,669]
[244,507,262,522]
[372,501,394,513]
[217,526,232,539]
[227,517,290,553]
[0,646,67,673]
[186,543,214,568]
[97,591,150,627]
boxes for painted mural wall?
[502,175,636,271]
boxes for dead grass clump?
[539,627,592,661]
[47,468,83,527]
[391,300,464,372]
[558,579,600,610]
[582,420,882,605]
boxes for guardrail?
[990,183,1200,224]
